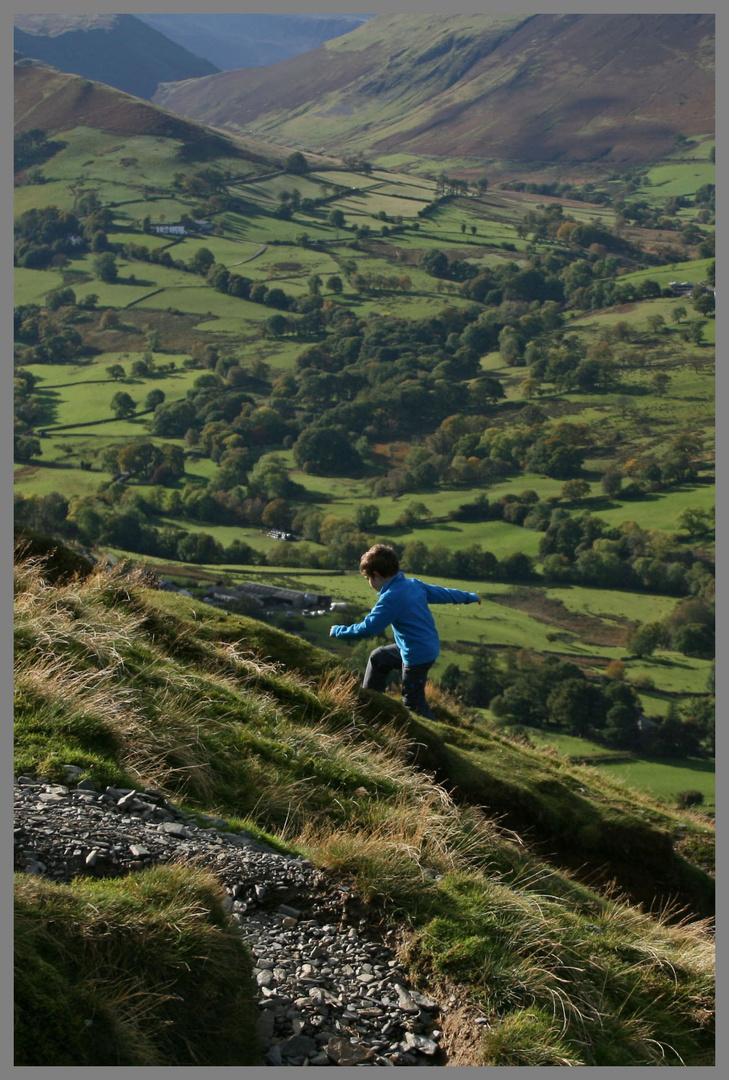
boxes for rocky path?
[14,774,449,1066]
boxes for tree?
[496,326,520,366]
[176,531,224,564]
[110,391,136,419]
[105,364,125,381]
[327,209,345,233]
[292,426,362,476]
[189,247,215,275]
[326,275,344,295]
[671,623,714,659]
[603,704,640,749]
[14,435,41,462]
[46,287,76,311]
[439,663,464,698]
[547,678,606,736]
[678,506,713,537]
[150,400,196,437]
[499,552,534,581]
[460,647,503,707]
[601,470,622,498]
[685,321,705,346]
[354,504,380,531]
[144,389,166,411]
[561,479,591,503]
[650,372,671,396]
[627,621,670,658]
[116,441,158,478]
[419,249,449,278]
[693,292,715,316]
[671,304,688,324]
[285,151,308,175]
[262,498,293,530]
[130,359,150,379]
[265,314,288,339]
[94,252,118,282]
[215,449,250,491]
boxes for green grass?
[133,285,266,321]
[514,727,714,812]
[12,553,715,1065]
[14,864,261,1066]
[14,267,71,305]
[635,160,715,202]
[598,757,715,812]
[542,585,678,624]
[615,258,714,289]
[590,483,715,534]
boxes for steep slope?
[136,13,374,72]
[13,62,276,170]
[12,546,716,1066]
[153,12,714,173]
[13,13,219,101]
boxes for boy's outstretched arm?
[421,583,481,605]
[329,593,396,638]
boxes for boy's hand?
[477,596,482,604]
[329,625,340,636]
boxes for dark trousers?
[362,644,436,719]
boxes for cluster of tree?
[538,510,714,601]
[14,128,66,174]
[627,596,715,660]
[14,484,266,567]
[502,178,611,205]
[449,649,647,747]
[440,647,714,754]
[340,154,371,175]
[14,366,45,441]
[349,270,412,294]
[433,173,472,197]
[13,302,84,367]
[14,205,84,268]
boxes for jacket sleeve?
[329,592,396,639]
[420,582,480,605]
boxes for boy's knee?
[369,645,398,670]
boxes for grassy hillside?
[13,547,714,1065]
[14,62,714,874]
[153,12,714,178]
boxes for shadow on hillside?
[32,389,61,427]
[636,755,715,775]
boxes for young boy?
[329,543,481,719]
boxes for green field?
[519,729,714,811]
[598,757,715,812]
[15,106,714,805]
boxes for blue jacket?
[329,572,480,666]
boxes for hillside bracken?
[13,551,715,1066]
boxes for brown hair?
[359,543,399,580]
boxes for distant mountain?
[135,13,374,71]
[13,13,219,101]
[152,12,714,175]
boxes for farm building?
[205,582,333,611]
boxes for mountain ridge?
[135,12,375,72]
[152,12,714,176]
[13,13,219,101]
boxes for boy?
[329,543,481,719]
